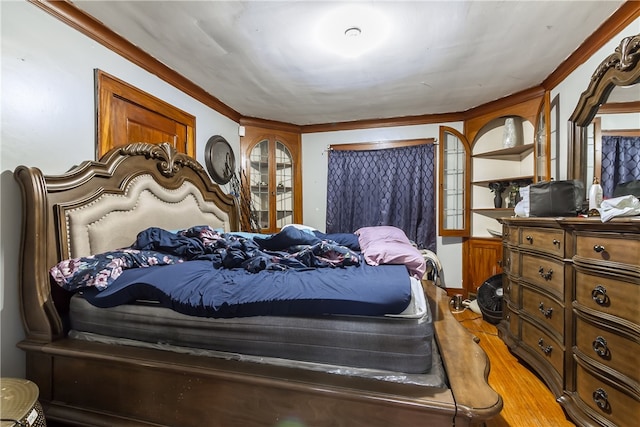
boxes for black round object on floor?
[477,274,503,324]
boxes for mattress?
[69,277,435,374]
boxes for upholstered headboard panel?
[63,174,233,258]
[15,143,240,339]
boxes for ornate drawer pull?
[591,285,610,306]
[537,338,552,355]
[526,235,533,243]
[592,388,611,413]
[538,302,553,318]
[592,336,610,358]
[538,266,553,281]
[593,244,605,253]
[552,239,560,246]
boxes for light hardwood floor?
[452,308,576,427]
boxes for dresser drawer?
[575,271,639,325]
[520,227,564,257]
[522,320,563,377]
[575,233,640,267]
[522,286,563,339]
[504,278,521,308]
[503,246,520,276]
[575,363,639,427]
[504,304,520,339]
[521,253,565,297]
[503,225,519,246]
[575,316,639,385]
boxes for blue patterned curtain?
[601,136,640,197]
[326,143,436,251]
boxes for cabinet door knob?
[592,336,610,358]
[526,235,533,243]
[538,266,553,281]
[591,285,609,306]
[538,302,553,318]
[552,239,560,246]
[537,338,553,355]
[592,388,611,413]
[593,244,605,253]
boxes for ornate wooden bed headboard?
[14,142,239,342]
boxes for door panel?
[97,70,195,159]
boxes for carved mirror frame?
[568,34,640,184]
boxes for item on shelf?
[502,117,519,148]
[488,181,506,208]
[588,176,603,210]
[487,229,502,238]
[507,183,521,208]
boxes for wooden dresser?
[498,217,639,427]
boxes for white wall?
[301,123,466,289]
[1,1,239,378]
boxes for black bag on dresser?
[529,180,585,217]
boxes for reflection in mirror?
[585,95,640,197]
[569,34,640,197]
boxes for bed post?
[14,165,65,344]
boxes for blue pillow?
[314,231,361,251]
[254,227,321,251]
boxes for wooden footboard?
[13,143,502,426]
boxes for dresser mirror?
[568,33,640,197]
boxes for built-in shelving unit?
[471,116,535,237]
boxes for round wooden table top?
[1,378,40,426]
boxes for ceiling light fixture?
[344,27,362,38]
[314,5,390,59]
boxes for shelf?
[472,208,515,219]
[472,176,534,187]
[473,143,534,160]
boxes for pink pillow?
[355,226,426,279]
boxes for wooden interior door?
[96,70,195,159]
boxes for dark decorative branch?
[227,165,260,233]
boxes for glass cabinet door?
[438,126,470,237]
[275,140,294,228]
[249,139,270,230]
[247,137,297,232]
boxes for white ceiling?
[72,0,627,126]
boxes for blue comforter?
[54,226,413,318]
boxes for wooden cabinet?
[240,123,302,233]
[462,237,503,297]
[499,217,640,427]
